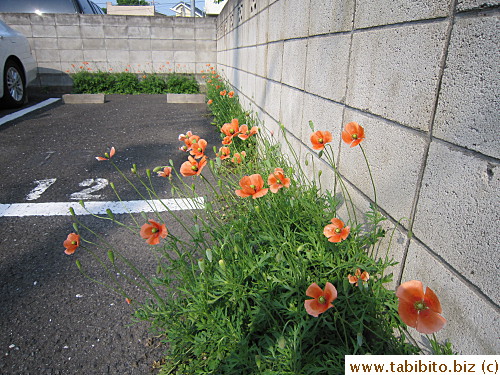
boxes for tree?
[116,0,150,5]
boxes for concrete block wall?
[0,13,217,88]
[216,0,500,354]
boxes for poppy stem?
[359,145,378,212]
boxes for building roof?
[170,1,204,17]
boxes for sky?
[93,1,203,16]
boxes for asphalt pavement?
[0,94,219,374]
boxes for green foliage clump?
[71,71,200,95]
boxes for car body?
[0,19,37,107]
[0,0,105,15]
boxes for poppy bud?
[107,250,115,264]
[218,259,226,269]
[106,209,114,220]
[76,260,82,270]
[78,200,85,208]
[131,164,138,174]
[69,207,76,216]
[153,166,163,173]
[72,223,79,232]
[198,259,205,273]
[146,169,151,178]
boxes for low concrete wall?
[217,0,500,354]
[0,13,217,89]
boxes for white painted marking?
[70,178,109,200]
[26,178,57,201]
[0,197,205,217]
[0,98,61,126]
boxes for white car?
[0,19,37,108]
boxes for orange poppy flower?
[304,282,337,317]
[268,168,291,193]
[140,219,168,245]
[183,135,200,151]
[342,121,365,148]
[125,298,132,304]
[190,139,207,159]
[396,280,446,334]
[178,131,194,142]
[180,156,207,176]
[310,131,333,150]
[96,146,116,161]
[207,99,213,105]
[202,75,207,79]
[221,119,240,138]
[231,151,246,163]
[323,218,350,243]
[237,124,258,140]
[348,269,370,286]
[157,166,172,178]
[217,146,230,160]
[221,136,233,146]
[228,91,234,98]
[216,85,221,89]
[220,90,227,96]
[63,233,80,255]
[235,174,268,199]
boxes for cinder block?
[300,94,344,156]
[128,26,151,39]
[152,51,175,64]
[267,0,285,42]
[402,240,500,354]
[56,25,81,38]
[105,38,128,50]
[151,39,173,51]
[433,13,500,159]
[173,17,195,28]
[173,27,195,40]
[103,15,128,26]
[151,17,174,28]
[58,38,83,50]
[412,141,500,304]
[266,42,283,81]
[305,33,350,103]
[195,27,215,41]
[103,25,127,39]
[195,40,216,52]
[264,80,282,120]
[79,15,104,26]
[8,24,32,38]
[346,21,448,131]
[279,85,306,139]
[255,44,267,77]
[245,16,257,47]
[30,14,55,25]
[80,25,105,39]
[126,16,152,27]
[60,50,84,63]
[34,37,58,50]
[282,39,307,90]
[36,49,61,63]
[354,0,450,29]
[106,50,130,63]
[308,0,354,35]
[174,39,195,51]
[82,38,105,50]
[283,0,311,39]
[0,14,31,25]
[36,61,62,73]
[128,38,152,51]
[196,50,217,63]
[128,50,152,64]
[152,26,173,40]
[83,49,107,62]
[55,14,79,26]
[457,0,500,11]
[256,7,268,44]
[174,50,196,62]
[32,25,57,38]
[339,110,427,221]
[254,75,267,110]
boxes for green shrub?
[70,71,200,95]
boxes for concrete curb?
[62,94,105,104]
[166,93,206,103]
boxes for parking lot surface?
[0,95,218,374]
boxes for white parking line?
[0,98,61,126]
[0,198,204,217]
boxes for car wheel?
[2,60,27,108]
